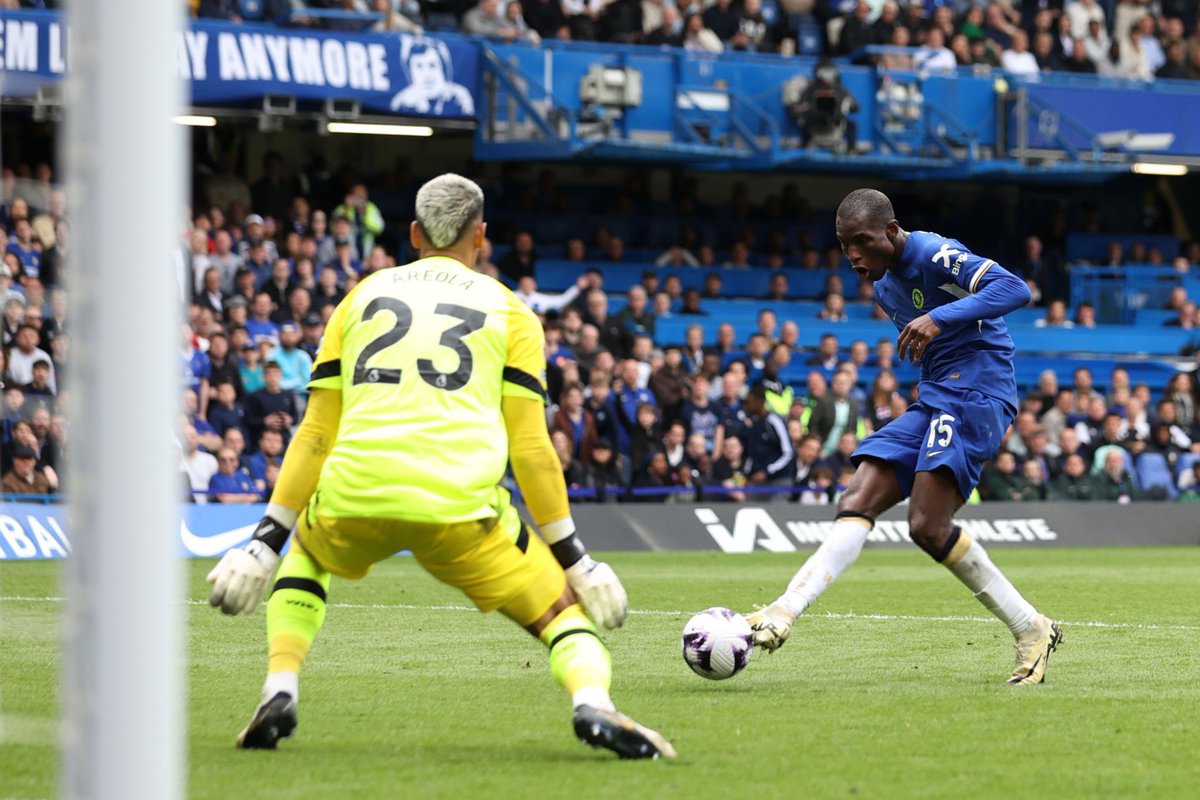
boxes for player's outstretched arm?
[927,261,1032,328]
[503,394,628,629]
[207,388,341,615]
[898,261,1031,363]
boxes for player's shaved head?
[415,173,484,248]
[836,188,894,227]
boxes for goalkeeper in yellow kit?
[206,174,674,759]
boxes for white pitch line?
[3,595,1199,633]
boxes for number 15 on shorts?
[926,413,955,455]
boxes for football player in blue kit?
[747,189,1063,685]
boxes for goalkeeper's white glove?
[565,555,628,629]
[745,603,798,653]
[206,538,281,616]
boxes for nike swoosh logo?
[926,450,945,457]
[180,519,258,557]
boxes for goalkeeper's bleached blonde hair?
[414,173,484,249]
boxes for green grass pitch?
[3,547,1199,799]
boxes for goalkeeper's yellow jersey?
[306,256,547,523]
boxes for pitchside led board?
[0,10,477,119]
[0,501,1196,560]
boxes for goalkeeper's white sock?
[775,513,873,616]
[940,528,1038,637]
[572,687,615,712]
[263,670,299,703]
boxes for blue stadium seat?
[1175,452,1200,485]
[1136,452,1178,499]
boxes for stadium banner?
[1,500,1197,560]
[0,10,477,119]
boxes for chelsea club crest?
[911,289,924,309]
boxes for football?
[681,607,755,680]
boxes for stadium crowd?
[3,154,1200,504]
[185,0,1200,80]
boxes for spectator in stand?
[628,401,663,479]
[818,293,849,322]
[983,451,1027,501]
[730,0,773,52]
[23,360,55,399]
[916,28,958,72]
[1072,301,1096,328]
[207,378,247,439]
[1177,463,1200,501]
[269,322,314,396]
[3,443,54,497]
[808,370,859,456]
[790,433,822,492]
[740,384,794,494]
[2,296,24,349]
[244,361,296,445]
[680,375,720,451]
[646,5,684,47]
[1064,35,1098,72]
[179,422,218,504]
[1035,299,1075,328]
[683,432,712,486]
[649,345,688,421]
[584,438,625,502]
[371,0,424,32]
[1068,0,1106,39]
[807,333,840,370]
[208,447,261,503]
[1164,302,1196,328]
[661,420,691,481]
[312,265,346,313]
[865,370,900,431]
[552,382,597,464]
[1130,15,1165,74]
[584,371,622,451]
[552,430,591,491]
[684,11,724,52]
[244,240,274,288]
[711,435,748,502]
[523,0,569,39]
[515,274,587,315]
[262,258,294,310]
[1091,448,1139,502]
[1158,37,1189,78]
[246,292,282,346]
[504,1,542,42]
[838,1,874,57]
[239,214,280,264]
[463,0,528,41]
[497,231,537,283]
[6,217,41,279]
[679,288,706,316]
[1165,372,1196,424]
[797,466,834,504]
[1016,460,1046,500]
[1048,452,1096,499]
[1001,29,1042,75]
[247,428,286,491]
[614,285,656,337]
[586,290,632,357]
[1033,31,1064,71]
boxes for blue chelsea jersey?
[873,231,1019,412]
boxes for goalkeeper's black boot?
[573,705,676,759]
[236,691,297,749]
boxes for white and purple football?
[681,607,754,680]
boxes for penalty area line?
[3,595,1200,633]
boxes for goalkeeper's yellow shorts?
[294,498,565,627]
